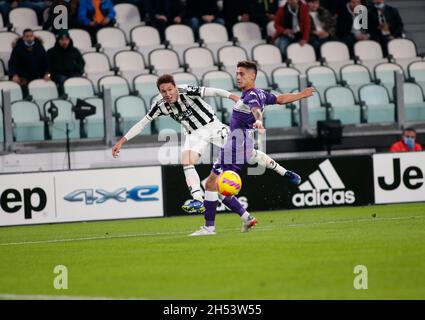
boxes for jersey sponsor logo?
[292,159,356,207]
[64,186,159,205]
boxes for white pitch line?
[0,293,146,300]
[0,215,423,247]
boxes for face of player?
[236,67,256,91]
[159,82,179,104]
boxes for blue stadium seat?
[271,66,300,93]
[63,77,96,104]
[374,62,404,100]
[115,95,150,136]
[133,73,159,104]
[340,64,373,102]
[306,65,338,103]
[43,99,79,140]
[408,61,425,93]
[84,97,105,138]
[403,82,425,122]
[11,100,44,141]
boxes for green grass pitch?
[1,203,425,299]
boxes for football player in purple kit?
[190,60,316,236]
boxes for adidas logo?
[292,159,356,207]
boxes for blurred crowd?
[1,0,405,91]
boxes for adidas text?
[292,189,356,207]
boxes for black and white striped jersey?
[147,85,217,133]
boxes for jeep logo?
[0,188,47,219]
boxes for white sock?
[241,212,250,222]
[252,150,287,176]
[183,165,204,201]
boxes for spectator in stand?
[306,0,336,58]
[222,0,251,36]
[336,0,370,57]
[43,0,79,34]
[77,0,116,43]
[274,0,311,59]
[8,28,50,89]
[249,0,279,38]
[144,0,184,42]
[185,0,224,36]
[368,0,404,56]
[390,128,423,152]
[1,0,50,25]
[47,29,84,94]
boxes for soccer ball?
[217,170,242,196]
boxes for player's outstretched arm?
[203,87,240,102]
[112,116,151,158]
[275,87,316,105]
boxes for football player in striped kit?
[112,74,297,215]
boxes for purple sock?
[222,196,246,217]
[204,200,217,227]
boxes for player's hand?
[302,87,316,98]
[253,120,265,135]
[112,142,122,158]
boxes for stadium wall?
[1,152,424,226]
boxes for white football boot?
[189,226,216,236]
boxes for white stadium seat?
[232,22,265,54]
[252,44,285,77]
[34,30,56,50]
[183,47,217,79]
[96,27,130,61]
[28,79,59,107]
[201,70,235,91]
[63,77,96,103]
[165,24,196,61]
[149,48,183,74]
[408,61,425,93]
[199,23,232,60]
[172,72,199,87]
[374,62,404,99]
[69,29,95,53]
[114,3,144,40]
[0,32,19,69]
[272,67,300,93]
[354,40,387,76]
[133,73,159,103]
[9,8,41,34]
[0,80,23,107]
[98,75,130,104]
[114,50,148,83]
[131,26,165,59]
[115,95,150,135]
[83,52,114,88]
[217,45,249,76]
[320,41,353,76]
[388,38,422,74]
[287,43,320,74]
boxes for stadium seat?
[9,8,41,34]
[403,82,425,122]
[84,97,105,138]
[263,90,294,129]
[354,40,387,75]
[0,59,5,80]
[217,45,248,76]
[0,32,19,69]
[43,99,79,139]
[11,100,44,141]
[133,73,159,104]
[266,21,275,38]
[271,66,300,93]
[83,52,114,88]
[34,30,55,50]
[340,64,373,101]
[220,90,241,124]
[149,48,183,75]
[96,27,130,61]
[28,79,59,107]
[115,95,150,136]
[252,44,285,77]
[306,65,338,102]
[325,86,361,124]
[290,90,326,128]
[199,23,232,60]
[387,39,422,74]
[232,22,265,55]
[172,72,199,87]
[320,41,353,76]
[114,50,148,83]
[408,61,425,93]
[201,70,235,91]
[374,62,404,100]
[63,77,96,103]
[359,84,395,123]
[114,3,144,41]
[256,69,270,89]
[98,75,131,105]
[131,26,165,59]
[287,43,320,75]
[0,80,23,107]
[165,24,197,62]
[0,12,6,32]
[69,29,95,53]
[183,47,217,79]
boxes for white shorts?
[182,120,229,155]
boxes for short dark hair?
[156,74,176,89]
[23,28,33,35]
[237,60,258,74]
[403,127,416,133]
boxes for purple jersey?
[212,88,277,175]
[230,88,277,131]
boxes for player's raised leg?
[181,149,206,214]
[189,171,219,236]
